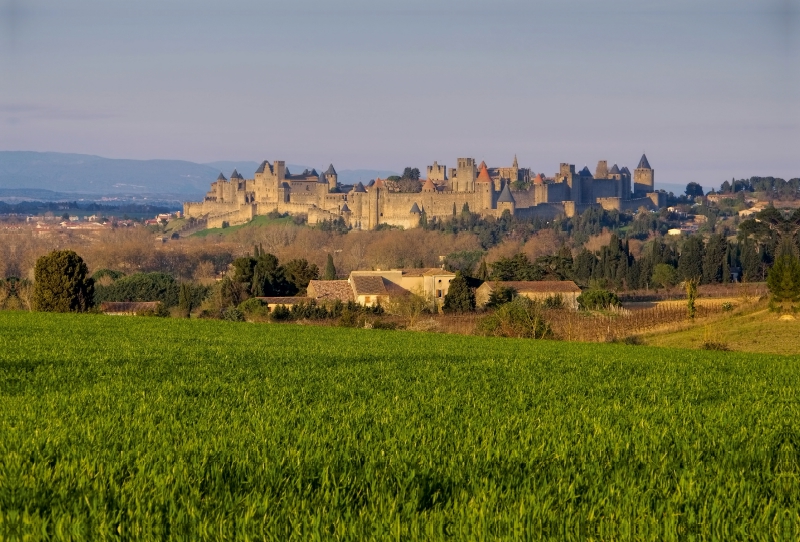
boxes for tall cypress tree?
[323,254,337,280]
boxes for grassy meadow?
[0,312,798,540]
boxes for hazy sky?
[1,0,798,188]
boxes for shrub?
[442,271,476,314]
[222,307,245,322]
[543,294,564,310]
[33,250,94,313]
[138,302,170,318]
[95,272,179,307]
[238,297,269,317]
[577,289,620,311]
[270,305,292,321]
[477,297,552,339]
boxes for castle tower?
[324,164,338,191]
[215,173,227,202]
[595,161,608,179]
[426,161,447,182]
[560,163,581,205]
[634,154,654,195]
[476,161,494,210]
[455,158,476,192]
[496,181,516,215]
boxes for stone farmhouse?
[307,268,456,308]
[184,155,665,230]
[475,280,582,309]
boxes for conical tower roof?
[409,202,421,214]
[637,154,651,169]
[512,155,518,168]
[217,173,227,181]
[373,178,385,188]
[497,182,515,203]
[341,203,351,213]
[354,182,367,193]
[325,164,337,175]
[579,166,592,176]
[533,173,544,185]
[609,164,620,174]
[477,163,492,183]
[422,178,437,192]
[478,160,487,170]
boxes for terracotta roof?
[351,275,388,296]
[308,280,355,302]
[533,174,544,185]
[477,163,492,183]
[478,160,487,170]
[255,297,311,304]
[373,178,385,188]
[484,280,581,294]
[422,178,437,192]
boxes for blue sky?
[1,0,798,189]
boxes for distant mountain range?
[0,151,398,199]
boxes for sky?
[1,0,798,190]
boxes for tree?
[401,167,420,180]
[767,253,800,310]
[702,234,727,284]
[33,250,94,312]
[685,278,699,319]
[685,182,704,198]
[283,258,319,295]
[442,272,475,313]
[678,236,704,281]
[476,259,489,281]
[651,263,677,290]
[94,272,180,307]
[323,254,337,280]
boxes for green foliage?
[221,306,245,322]
[442,272,475,314]
[32,250,94,312]
[577,289,620,311]
[486,285,517,308]
[238,297,269,318]
[685,182,704,197]
[94,272,180,307]
[477,297,552,339]
[283,259,319,295]
[270,304,292,321]
[651,263,678,289]
[401,167,421,180]
[232,252,294,297]
[323,254,337,280]
[767,253,800,309]
[0,312,797,536]
[91,269,125,282]
[178,282,209,314]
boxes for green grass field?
[0,312,798,540]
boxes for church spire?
[512,155,518,169]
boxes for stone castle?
[184,154,665,229]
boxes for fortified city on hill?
[184,154,665,230]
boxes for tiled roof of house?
[307,280,354,302]
[483,280,581,294]
[351,275,388,296]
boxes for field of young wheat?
[0,312,797,540]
